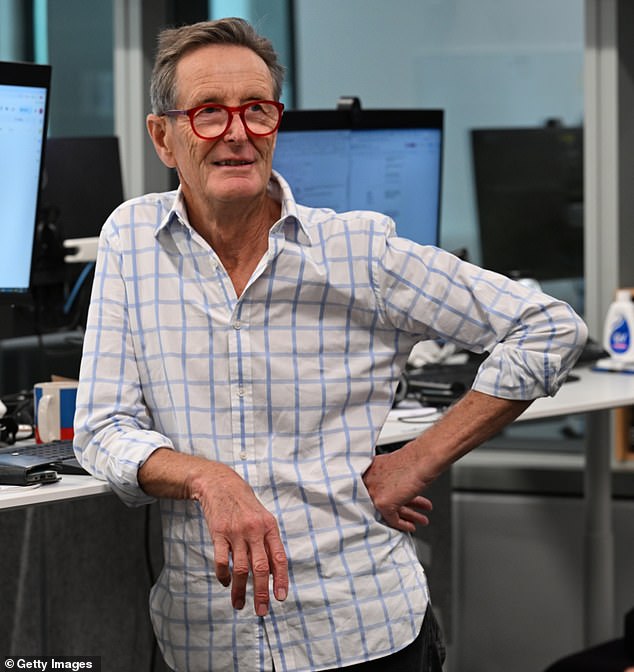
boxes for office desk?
[383,366,634,646]
[2,367,632,645]
[0,474,109,511]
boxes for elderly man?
[74,17,587,672]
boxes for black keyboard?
[404,358,483,406]
[403,346,585,407]
[0,438,73,458]
[575,337,608,366]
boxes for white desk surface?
[0,474,110,511]
[522,366,634,419]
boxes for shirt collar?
[155,172,314,246]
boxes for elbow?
[566,310,589,366]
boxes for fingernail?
[256,604,268,617]
[275,587,287,601]
[235,599,245,610]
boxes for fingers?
[412,495,433,512]
[399,504,431,528]
[213,537,232,587]
[211,519,289,616]
[229,541,250,610]
[376,495,434,533]
[251,545,276,616]
[266,530,289,603]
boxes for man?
[73,17,587,672]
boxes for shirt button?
[237,387,245,397]
[239,451,247,460]
[233,320,241,330]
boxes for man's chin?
[208,175,264,202]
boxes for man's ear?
[146,114,177,168]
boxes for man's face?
[159,44,278,215]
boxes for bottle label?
[610,316,631,354]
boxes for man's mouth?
[214,159,253,166]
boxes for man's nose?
[223,110,248,141]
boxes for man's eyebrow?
[193,94,274,107]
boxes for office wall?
[293,0,584,270]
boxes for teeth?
[216,160,250,166]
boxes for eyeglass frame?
[162,100,285,141]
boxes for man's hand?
[193,465,289,616]
[139,449,288,616]
[363,390,535,532]
[362,443,433,533]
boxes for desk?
[383,366,634,646]
[2,367,632,645]
[0,474,110,511]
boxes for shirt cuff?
[472,345,563,400]
[101,430,175,507]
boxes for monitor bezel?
[0,60,52,306]
[276,107,444,247]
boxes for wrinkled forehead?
[174,44,275,107]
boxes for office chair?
[543,608,634,671]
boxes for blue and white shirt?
[74,172,587,672]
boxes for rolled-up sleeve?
[375,233,588,400]
[73,217,173,507]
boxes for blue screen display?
[273,125,442,247]
[0,82,48,294]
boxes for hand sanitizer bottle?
[603,289,634,362]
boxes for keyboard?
[575,337,608,366]
[403,357,483,406]
[0,438,88,485]
[403,345,586,407]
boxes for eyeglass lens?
[193,102,280,138]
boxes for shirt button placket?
[229,311,253,472]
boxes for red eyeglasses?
[163,100,284,140]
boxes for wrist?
[405,435,446,486]
[187,459,241,503]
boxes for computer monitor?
[29,136,124,332]
[0,60,51,305]
[471,125,583,282]
[273,107,444,247]
[39,136,124,241]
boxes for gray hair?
[149,17,285,114]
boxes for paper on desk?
[592,357,634,374]
[389,406,438,419]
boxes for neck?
[187,193,281,296]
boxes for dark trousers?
[275,604,446,672]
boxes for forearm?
[138,447,230,501]
[408,389,532,483]
[363,389,532,531]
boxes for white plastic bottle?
[603,289,634,362]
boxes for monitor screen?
[273,108,444,247]
[0,60,51,304]
[472,125,583,282]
